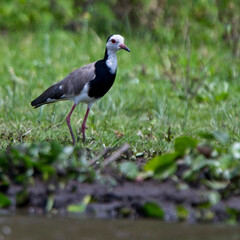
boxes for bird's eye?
[111,39,116,43]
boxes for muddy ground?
[3,175,240,223]
[1,143,240,223]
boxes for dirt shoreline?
[3,177,240,223]
[1,142,240,223]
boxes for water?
[0,215,240,240]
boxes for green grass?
[0,29,240,154]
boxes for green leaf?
[154,163,177,180]
[218,154,236,170]
[144,153,177,171]
[202,180,228,190]
[198,131,215,140]
[183,155,220,181]
[212,131,230,145]
[119,161,139,180]
[208,191,221,206]
[67,195,91,213]
[183,169,197,181]
[142,202,164,219]
[226,208,239,224]
[231,142,240,159]
[176,205,189,220]
[0,193,11,208]
[144,153,178,179]
[174,136,198,156]
[191,156,219,171]
[46,194,55,212]
[34,162,55,180]
[199,131,230,145]
[203,210,215,221]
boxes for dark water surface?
[0,215,240,240]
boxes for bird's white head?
[106,34,130,53]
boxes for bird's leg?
[66,104,76,145]
[82,107,90,142]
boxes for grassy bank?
[0,30,239,153]
[0,28,240,221]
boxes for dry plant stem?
[182,19,191,131]
[185,20,191,98]
[88,148,111,166]
[102,143,130,167]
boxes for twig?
[88,148,110,166]
[102,143,130,167]
[22,129,33,137]
[185,19,191,97]
[182,19,191,131]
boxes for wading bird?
[31,34,130,144]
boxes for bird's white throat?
[106,50,118,74]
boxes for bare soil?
[4,175,240,223]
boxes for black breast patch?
[88,60,116,99]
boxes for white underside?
[45,83,98,109]
[71,83,98,108]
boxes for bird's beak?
[119,43,130,52]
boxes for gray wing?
[59,62,96,96]
[31,62,96,108]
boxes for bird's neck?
[104,48,118,74]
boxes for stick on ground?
[102,143,130,167]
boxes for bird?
[31,34,130,144]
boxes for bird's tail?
[31,84,63,108]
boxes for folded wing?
[31,62,96,108]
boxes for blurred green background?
[0,0,239,46]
